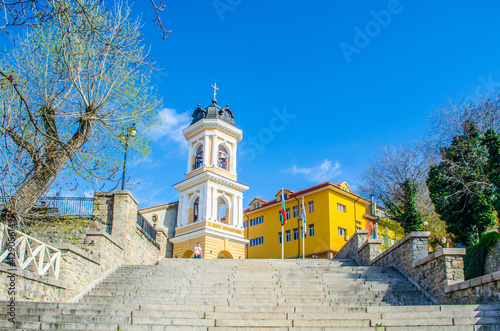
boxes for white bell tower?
[170,85,249,259]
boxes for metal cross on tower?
[211,81,219,100]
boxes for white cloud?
[284,159,341,182]
[152,108,191,147]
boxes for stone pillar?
[156,228,169,258]
[109,190,139,244]
[93,193,114,233]
[357,238,383,266]
[413,248,466,303]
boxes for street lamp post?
[121,124,137,190]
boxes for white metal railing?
[0,223,61,279]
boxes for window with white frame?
[293,206,298,218]
[301,226,307,238]
[252,202,260,209]
[286,230,291,242]
[250,237,264,247]
[308,224,315,237]
[279,232,282,244]
[286,208,291,220]
[250,216,264,226]
[293,228,299,240]
[308,201,314,213]
[338,227,347,236]
[337,203,347,213]
[243,221,248,228]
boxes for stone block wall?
[334,230,368,264]
[357,239,383,266]
[1,190,168,303]
[0,263,66,302]
[445,271,500,304]
[94,191,167,265]
[370,232,430,277]
[412,248,466,303]
[485,238,500,275]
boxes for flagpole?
[281,188,284,260]
[281,224,284,259]
[302,196,305,259]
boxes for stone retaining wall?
[485,238,500,275]
[357,239,383,266]
[334,230,368,264]
[412,248,466,303]
[1,190,168,303]
[370,231,430,277]
[445,271,500,304]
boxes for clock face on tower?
[223,110,231,119]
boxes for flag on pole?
[301,198,307,227]
[280,189,287,226]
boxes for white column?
[212,188,218,221]
[177,194,184,227]
[206,184,212,221]
[203,135,209,166]
[199,187,206,221]
[231,194,237,226]
[238,196,243,228]
[187,142,193,173]
[211,135,218,166]
[232,144,237,174]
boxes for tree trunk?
[2,119,92,223]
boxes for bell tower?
[170,87,249,259]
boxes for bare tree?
[0,0,171,38]
[359,144,432,233]
[429,90,500,150]
[0,0,160,224]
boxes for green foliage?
[427,121,496,247]
[387,180,423,234]
[483,129,500,215]
[0,1,161,212]
[464,231,500,280]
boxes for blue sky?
[124,0,500,208]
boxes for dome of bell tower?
[191,99,235,126]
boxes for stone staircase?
[2,258,500,330]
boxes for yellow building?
[169,96,250,259]
[244,182,374,259]
[374,207,405,250]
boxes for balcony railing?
[137,212,157,242]
[0,223,61,279]
[0,196,94,218]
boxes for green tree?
[360,144,427,235]
[0,1,160,224]
[387,180,423,234]
[427,121,496,247]
[483,129,500,215]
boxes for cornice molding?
[183,119,243,142]
[173,170,250,192]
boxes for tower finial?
[211,81,219,101]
